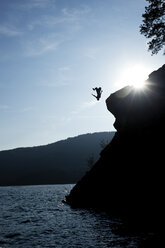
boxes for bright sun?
[116,64,150,89]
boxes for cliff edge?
[65,64,165,231]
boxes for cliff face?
[66,65,165,229]
[106,64,165,131]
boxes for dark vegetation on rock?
[65,65,165,243]
[0,132,114,186]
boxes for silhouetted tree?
[87,153,94,169]
[99,139,109,149]
[140,0,165,55]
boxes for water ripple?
[0,185,152,248]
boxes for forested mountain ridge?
[0,132,115,186]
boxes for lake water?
[0,184,151,248]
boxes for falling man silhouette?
[92,87,103,101]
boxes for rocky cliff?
[65,65,165,232]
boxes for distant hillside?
[0,132,115,186]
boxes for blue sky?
[0,0,164,150]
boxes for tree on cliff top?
[140,0,165,55]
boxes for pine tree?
[140,0,165,55]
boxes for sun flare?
[116,64,150,90]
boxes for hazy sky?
[0,0,164,150]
